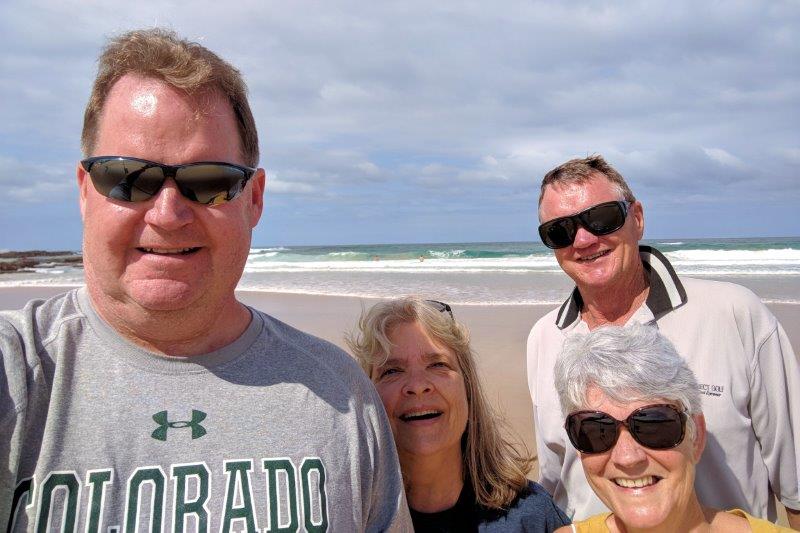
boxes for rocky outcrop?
[0,251,82,273]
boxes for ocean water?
[2,237,799,305]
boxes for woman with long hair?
[348,296,568,532]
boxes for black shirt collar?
[555,245,687,330]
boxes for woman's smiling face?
[371,320,469,464]
[578,386,705,530]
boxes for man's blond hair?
[81,28,259,166]
[539,155,635,214]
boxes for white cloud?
[266,178,318,195]
[0,155,75,204]
[319,82,373,103]
[1,0,798,246]
[702,147,747,170]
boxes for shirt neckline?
[555,245,687,330]
[76,287,264,374]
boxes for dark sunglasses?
[565,404,686,454]
[81,156,256,205]
[538,200,631,249]
[426,299,454,320]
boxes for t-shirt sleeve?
[0,319,28,530]
[527,481,571,531]
[496,481,570,533]
[362,390,413,532]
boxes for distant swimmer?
[526,154,800,526]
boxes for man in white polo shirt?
[526,154,800,527]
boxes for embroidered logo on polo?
[151,410,207,441]
[698,383,725,397]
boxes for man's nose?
[571,224,599,249]
[610,428,648,468]
[143,179,194,229]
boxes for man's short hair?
[538,154,636,208]
[81,28,259,167]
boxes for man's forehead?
[539,174,619,218]
[93,73,243,165]
[545,172,614,195]
[105,74,227,121]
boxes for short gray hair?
[554,323,701,436]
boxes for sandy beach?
[3,285,799,476]
[2,284,797,525]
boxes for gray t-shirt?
[1,288,411,532]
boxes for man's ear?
[691,413,707,463]
[248,168,266,228]
[77,163,90,221]
[632,200,645,240]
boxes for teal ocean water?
[3,237,800,304]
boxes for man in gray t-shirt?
[1,28,410,532]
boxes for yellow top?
[568,513,610,533]
[727,509,794,532]
[569,509,793,532]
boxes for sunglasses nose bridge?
[609,423,648,463]
[571,220,600,248]
[161,164,180,180]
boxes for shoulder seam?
[750,321,780,384]
[40,311,86,348]
[257,312,367,383]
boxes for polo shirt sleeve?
[747,308,800,511]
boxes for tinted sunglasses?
[538,200,631,249]
[81,156,256,205]
[426,299,454,320]
[565,404,686,454]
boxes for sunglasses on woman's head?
[426,299,454,320]
[564,404,687,454]
[538,200,631,249]
[81,156,256,205]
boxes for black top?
[410,480,570,532]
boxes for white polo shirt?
[527,246,800,521]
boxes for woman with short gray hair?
[552,323,790,532]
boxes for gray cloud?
[1,0,798,248]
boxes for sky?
[1,1,798,250]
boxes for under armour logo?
[151,410,207,441]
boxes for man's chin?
[569,269,617,291]
[125,280,206,312]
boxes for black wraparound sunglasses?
[81,156,256,205]
[565,404,687,454]
[538,200,631,249]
